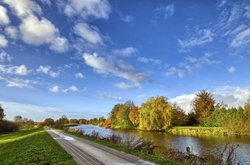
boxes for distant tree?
[102,118,111,128]
[43,118,55,126]
[192,90,215,124]
[69,119,79,124]
[244,97,250,117]
[139,96,172,130]
[54,115,69,128]
[22,119,34,130]
[171,104,188,126]
[14,115,23,123]
[0,104,5,120]
[128,106,139,127]
[79,118,87,124]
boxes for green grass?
[168,126,234,136]
[0,128,76,165]
[63,130,184,165]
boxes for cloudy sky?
[0,0,250,121]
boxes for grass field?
[0,128,76,165]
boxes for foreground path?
[45,127,154,165]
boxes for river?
[71,125,250,164]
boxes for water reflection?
[72,125,250,164]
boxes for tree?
[139,96,172,130]
[244,97,250,117]
[109,101,134,129]
[192,90,215,124]
[171,104,188,126]
[128,106,139,127]
[14,115,23,123]
[43,118,55,126]
[0,104,5,120]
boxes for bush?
[0,120,19,133]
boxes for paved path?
[45,128,154,165]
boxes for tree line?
[101,90,250,133]
[1,90,250,134]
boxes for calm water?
[72,125,250,164]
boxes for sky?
[0,0,250,121]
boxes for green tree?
[139,96,172,130]
[14,115,23,122]
[0,104,5,120]
[192,90,215,124]
[109,101,134,129]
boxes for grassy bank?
[63,129,183,165]
[0,128,76,165]
[167,126,238,136]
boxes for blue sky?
[0,0,250,121]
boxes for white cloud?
[170,85,250,113]
[0,76,37,88]
[0,5,10,25]
[36,65,59,78]
[170,94,195,113]
[230,27,250,48]
[19,16,56,45]
[5,26,18,39]
[100,93,123,101]
[213,86,250,107]
[0,50,12,62]
[0,64,29,76]
[227,66,236,73]
[75,73,84,78]
[114,82,140,90]
[74,23,103,45]
[121,15,133,23]
[14,65,28,75]
[112,47,137,57]
[49,36,69,53]
[0,100,64,121]
[178,29,214,49]
[137,56,161,65]
[156,4,175,19]
[4,0,68,53]
[166,53,220,78]
[0,35,8,47]
[63,85,79,93]
[83,52,148,88]
[49,85,60,93]
[3,0,42,18]
[64,0,111,20]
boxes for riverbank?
[167,126,250,136]
[64,128,183,165]
[0,128,76,165]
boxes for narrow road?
[45,128,154,165]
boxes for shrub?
[0,120,19,133]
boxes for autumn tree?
[192,90,215,124]
[244,97,250,117]
[43,118,55,126]
[171,104,188,126]
[128,106,139,127]
[0,104,5,120]
[109,101,134,129]
[139,96,172,130]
